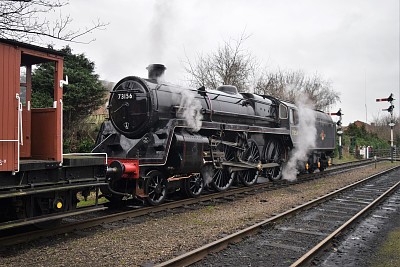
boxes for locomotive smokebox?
[147,64,166,80]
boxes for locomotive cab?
[285,102,335,173]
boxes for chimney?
[146,64,166,80]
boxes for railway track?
[0,159,385,247]
[155,165,400,267]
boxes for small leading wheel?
[238,139,260,186]
[264,139,284,182]
[144,170,167,205]
[184,173,204,198]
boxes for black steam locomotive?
[93,64,336,205]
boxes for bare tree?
[184,34,340,111]
[184,33,258,91]
[254,70,340,111]
[370,114,400,145]
[0,0,107,43]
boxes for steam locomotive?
[93,64,336,205]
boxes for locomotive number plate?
[117,93,133,100]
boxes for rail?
[154,165,399,267]
[291,179,400,266]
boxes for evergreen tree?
[344,123,389,149]
[32,46,107,152]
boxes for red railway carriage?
[0,39,64,168]
[0,39,107,227]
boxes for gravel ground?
[0,162,398,267]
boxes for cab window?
[279,104,288,119]
[290,109,299,125]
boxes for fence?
[369,147,399,160]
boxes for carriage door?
[20,65,32,158]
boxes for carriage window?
[20,67,26,83]
[279,104,288,119]
[20,86,27,106]
[20,67,27,106]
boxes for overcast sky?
[53,0,399,125]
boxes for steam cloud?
[177,89,203,131]
[201,164,214,186]
[149,1,174,62]
[282,94,317,181]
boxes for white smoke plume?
[282,93,317,181]
[156,73,166,84]
[177,89,203,131]
[149,1,175,62]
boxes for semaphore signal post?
[376,93,395,162]
[330,109,343,160]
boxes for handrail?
[1,95,22,173]
[15,93,21,173]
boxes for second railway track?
[156,165,400,267]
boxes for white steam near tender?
[282,93,317,181]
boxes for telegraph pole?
[376,94,395,162]
[330,109,343,160]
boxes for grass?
[76,192,109,208]
[370,228,400,267]
[332,154,359,164]
[189,218,207,225]
[313,180,326,189]
[203,205,217,213]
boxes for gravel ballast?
[0,162,398,267]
